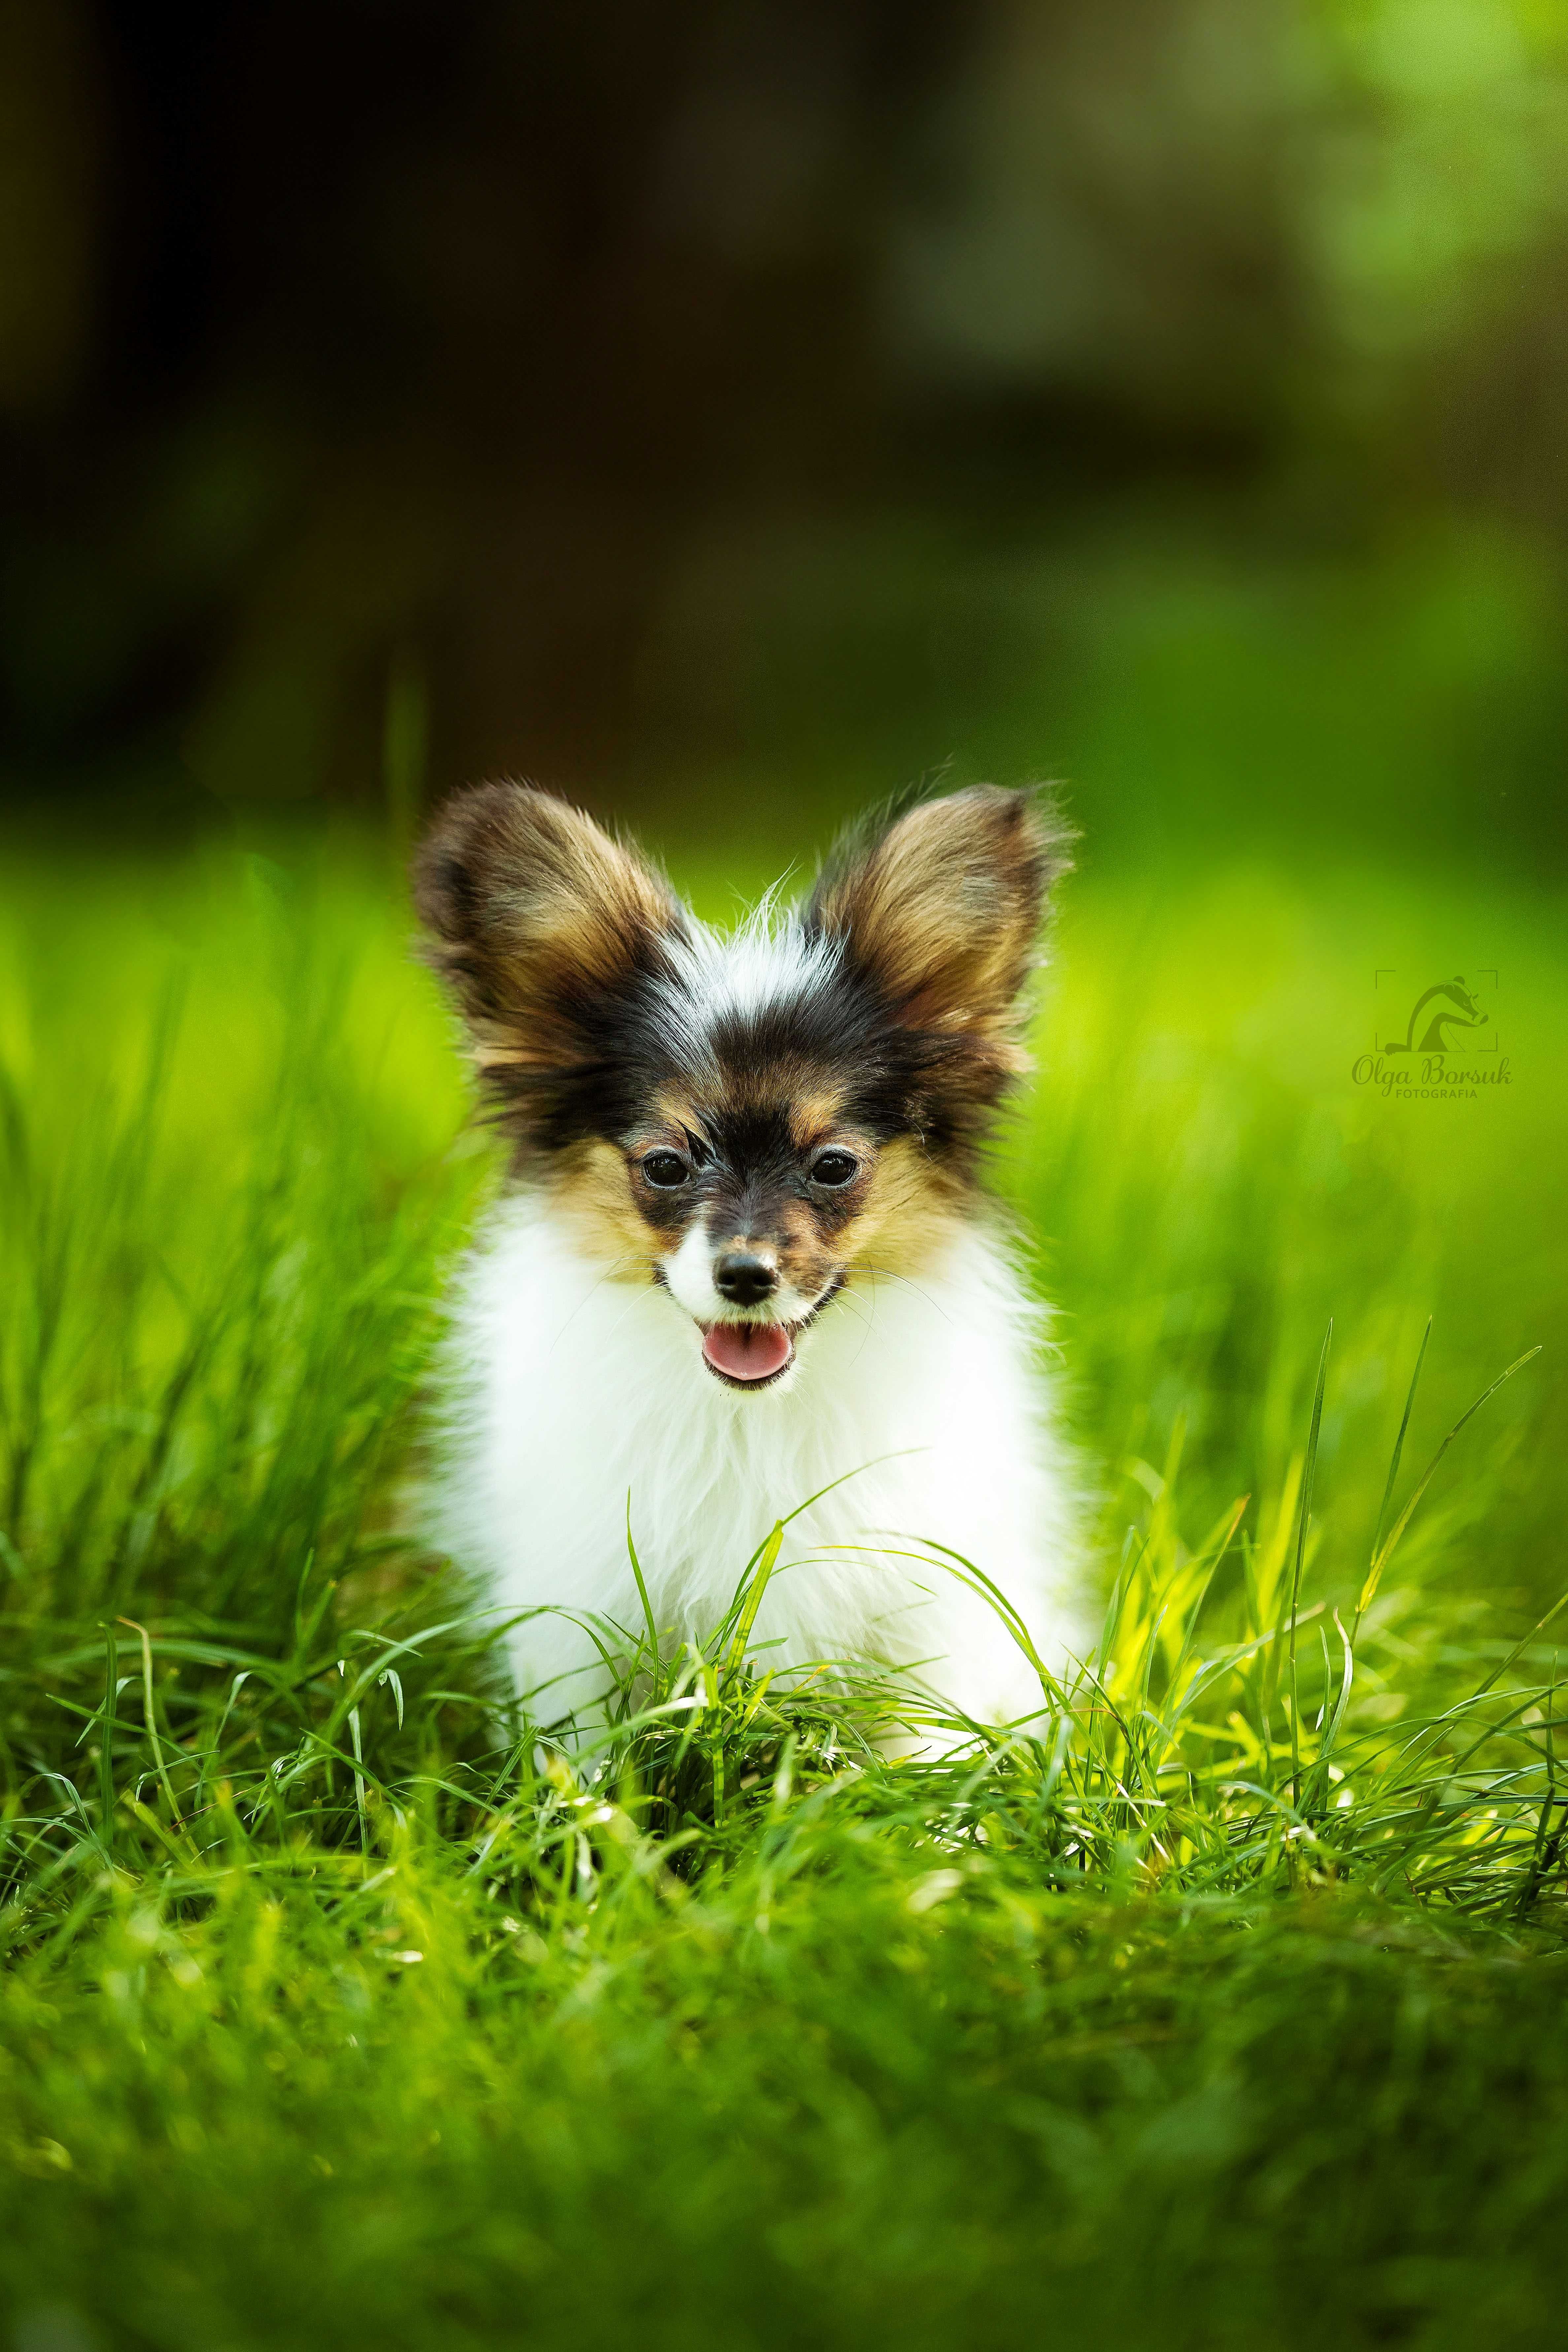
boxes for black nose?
[714,1250,778,1307]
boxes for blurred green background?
[4,24,1568,2340]
[1,0,1564,1614]
[1,0,1566,864]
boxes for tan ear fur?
[806,787,1070,1038]
[414,782,687,1076]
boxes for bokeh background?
[5,0,1568,862]
[1,0,1565,1628]
[4,24,1568,2338]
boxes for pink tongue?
[702,1321,793,1382]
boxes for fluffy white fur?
[428,1193,1083,1729]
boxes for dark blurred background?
[2,0,1566,863]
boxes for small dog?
[415,781,1082,1730]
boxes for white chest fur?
[427,1196,1083,1727]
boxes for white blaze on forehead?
[653,899,845,1333]
[658,903,840,1050]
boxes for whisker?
[547,1253,660,1354]
[596,1288,668,1351]
[830,1291,873,1337]
[838,1263,953,1323]
[841,1260,877,1373]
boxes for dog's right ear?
[414,782,689,1095]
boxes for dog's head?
[415,783,1070,1390]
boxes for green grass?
[1,831,1566,2350]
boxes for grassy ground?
[1,829,1566,2351]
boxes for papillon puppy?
[415,781,1082,1731]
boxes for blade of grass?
[1289,1321,1332,1814]
[118,1615,187,1836]
[98,1624,118,1856]
[1358,1345,1542,1622]
[1354,1317,1432,1638]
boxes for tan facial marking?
[833,1136,964,1282]
[651,1087,705,1142]
[787,1087,848,1150]
[547,1141,665,1274]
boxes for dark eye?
[810,1149,859,1188]
[642,1149,690,1189]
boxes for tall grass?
[0,1313,1558,1949]
[0,833,1564,2349]
[0,836,1561,1938]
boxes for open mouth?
[696,1277,844,1391]
[700,1320,796,1388]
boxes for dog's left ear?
[803,786,1071,1044]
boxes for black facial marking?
[698,973,969,1157]
[503,948,693,1156]
[511,927,1009,1187]
[704,1107,832,1242]
[418,781,1060,1186]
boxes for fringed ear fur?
[413,781,688,1094]
[803,786,1072,1043]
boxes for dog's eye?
[810,1149,859,1188]
[641,1149,690,1189]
